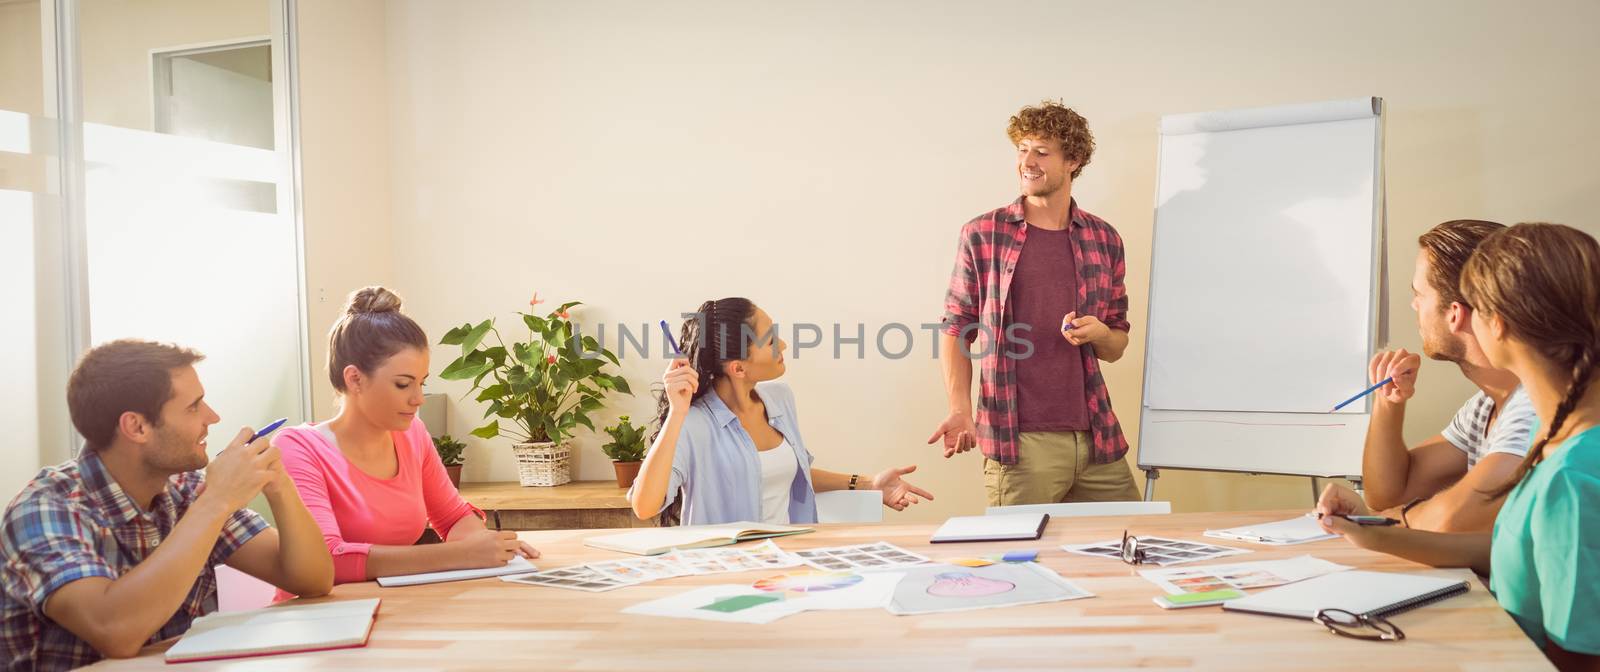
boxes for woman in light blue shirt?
[1317,223,1600,671]
[629,298,933,526]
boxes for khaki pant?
[984,431,1141,506]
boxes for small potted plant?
[432,434,467,487]
[439,293,632,487]
[601,416,648,488]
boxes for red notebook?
[164,598,380,663]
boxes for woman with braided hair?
[1316,223,1600,670]
[628,298,934,526]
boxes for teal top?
[1491,425,1600,654]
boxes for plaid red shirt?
[0,451,266,671]
[942,196,1131,465]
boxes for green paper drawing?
[697,594,783,613]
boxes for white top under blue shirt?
[630,381,817,526]
[758,439,799,525]
[1441,386,1535,468]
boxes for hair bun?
[345,286,403,316]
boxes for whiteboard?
[1138,98,1383,478]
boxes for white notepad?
[1222,570,1469,620]
[930,513,1050,543]
[377,556,537,587]
[1205,513,1338,545]
[584,521,813,556]
[164,598,380,663]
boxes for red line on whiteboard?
[1150,420,1348,428]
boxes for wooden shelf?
[459,480,632,511]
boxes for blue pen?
[245,418,289,446]
[1330,371,1411,412]
[659,320,683,358]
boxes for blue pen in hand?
[1330,370,1413,412]
[659,320,683,358]
[245,418,288,446]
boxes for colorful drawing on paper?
[926,571,1016,598]
[753,570,864,594]
[696,594,784,613]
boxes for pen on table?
[1330,370,1413,412]
[245,418,289,446]
[1316,513,1401,526]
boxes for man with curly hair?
[930,100,1141,505]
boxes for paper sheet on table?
[1204,513,1338,545]
[623,585,806,624]
[887,563,1093,615]
[1138,555,1352,595]
[623,571,904,623]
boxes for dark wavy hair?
[650,298,758,524]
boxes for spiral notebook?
[1222,570,1469,620]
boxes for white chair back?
[816,490,884,523]
[984,501,1172,518]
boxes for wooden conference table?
[89,509,1549,671]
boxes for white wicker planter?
[512,440,571,487]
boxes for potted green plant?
[439,294,631,487]
[432,434,467,487]
[601,415,648,488]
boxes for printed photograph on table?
[706,548,777,572]
[660,550,730,575]
[585,558,685,583]
[794,543,931,571]
[1060,536,1250,566]
[649,540,802,575]
[1138,556,1352,595]
[501,565,635,592]
[744,540,805,567]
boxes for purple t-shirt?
[1006,224,1089,431]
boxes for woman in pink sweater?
[275,287,538,583]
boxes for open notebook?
[165,598,380,663]
[1222,570,1469,620]
[584,522,813,556]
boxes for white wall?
[303,0,1600,520]
[0,1,44,495]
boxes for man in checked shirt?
[930,100,1141,506]
[1,340,333,670]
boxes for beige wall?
[1,1,47,496]
[301,0,1598,521]
[296,0,393,420]
[77,0,267,130]
[0,1,44,192]
[0,1,43,115]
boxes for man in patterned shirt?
[1352,220,1534,532]
[1,340,333,670]
[930,101,1140,505]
